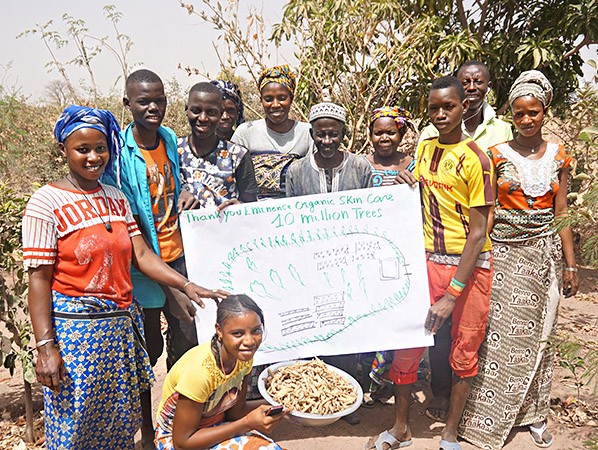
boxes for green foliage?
[584,437,598,449]
[550,333,598,397]
[553,84,598,267]
[0,84,65,191]
[272,0,421,152]
[0,181,35,383]
[269,0,595,149]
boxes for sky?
[0,0,292,101]
[1,1,596,102]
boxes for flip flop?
[529,422,553,448]
[439,440,462,450]
[364,430,412,450]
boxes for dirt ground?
[1,267,597,450]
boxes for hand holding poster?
[181,184,433,365]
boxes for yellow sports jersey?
[414,137,493,255]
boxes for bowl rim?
[257,359,364,420]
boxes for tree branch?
[456,0,469,31]
[563,35,595,61]
[477,0,489,42]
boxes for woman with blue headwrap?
[23,105,227,449]
[210,79,246,140]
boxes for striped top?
[414,137,493,255]
[368,159,416,187]
[22,183,140,308]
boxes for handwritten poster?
[181,184,433,366]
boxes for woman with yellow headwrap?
[231,65,314,199]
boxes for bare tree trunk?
[23,380,35,443]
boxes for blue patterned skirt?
[44,291,154,450]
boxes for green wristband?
[450,277,466,288]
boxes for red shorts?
[388,256,492,385]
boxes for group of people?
[22,59,579,450]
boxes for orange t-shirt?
[139,139,183,262]
[22,184,140,308]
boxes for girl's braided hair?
[211,294,264,363]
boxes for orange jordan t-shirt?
[139,139,183,262]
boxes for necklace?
[65,176,112,232]
[464,105,483,123]
[514,136,543,154]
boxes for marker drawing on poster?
[181,184,433,366]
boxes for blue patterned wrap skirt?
[44,291,154,450]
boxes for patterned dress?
[459,142,571,450]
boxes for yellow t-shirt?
[139,139,183,262]
[156,342,253,433]
[414,137,493,255]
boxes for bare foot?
[530,421,553,447]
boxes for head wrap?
[54,105,123,186]
[370,106,417,132]
[309,102,346,123]
[258,65,296,94]
[508,70,553,107]
[210,79,245,126]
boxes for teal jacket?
[102,123,181,308]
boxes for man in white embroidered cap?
[286,102,372,196]
[285,102,372,425]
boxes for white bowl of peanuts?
[258,358,364,427]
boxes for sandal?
[362,393,375,408]
[439,440,461,450]
[529,422,553,448]
[364,430,412,450]
[425,397,449,422]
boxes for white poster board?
[181,184,433,365]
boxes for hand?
[183,283,230,309]
[178,189,200,213]
[425,293,457,334]
[563,270,579,298]
[393,170,418,187]
[35,343,65,393]
[165,286,198,323]
[216,198,241,212]
[246,405,289,433]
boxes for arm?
[27,265,65,392]
[236,153,258,203]
[555,165,578,296]
[425,205,490,333]
[487,171,498,235]
[172,377,287,450]
[130,234,228,306]
[286,164,296,197]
